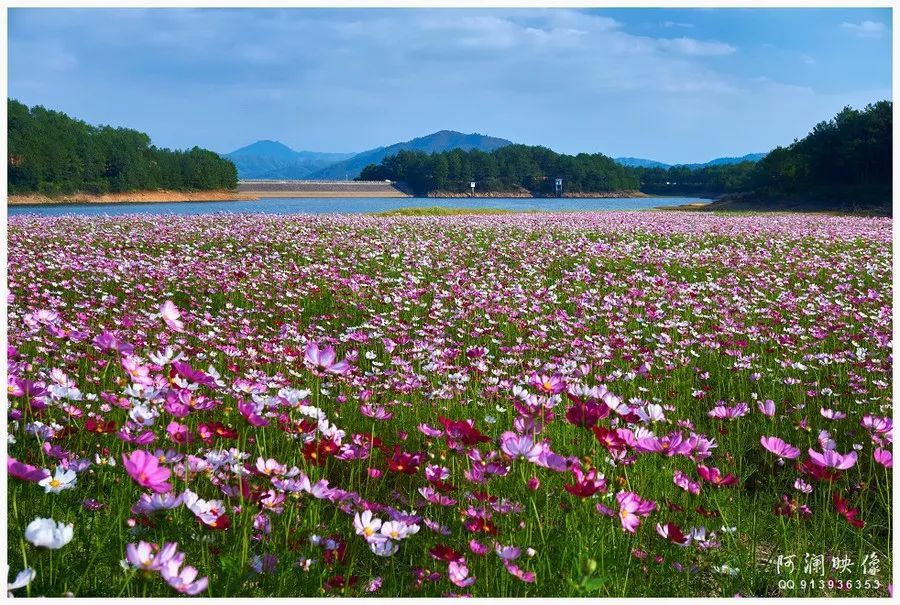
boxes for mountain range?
[224,140,356,180]
[223,132,765,180]
[614,153,767,170]
[225,131,512,180]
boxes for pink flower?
[122,450,173,493]
[468,539,489,556]
[529,372,565,395]
[673,469,700,495]
[159,300,184,332]
[708,402,749,420]
[500,432,542,461]
[160,559,209,595]
[448,560,476,588]
[873,448,892,468]
[503,560,536,583]
[166,421,192,444]
[615,491,656,533]
[820,407,847,420]
[495,544,521,561]
[417,423,443,438]
[304,342,350,375]
[760,436,801,460]
[807,448,858,470]
[125,541,181,571]
[757,400,776,417]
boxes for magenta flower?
[807,448,858,470]
[122,450,173,493]
[304,342,350,375]
[171,362,216,388]
[8,457,49,483]
[238,400,269,427]
[166,421,192,444]
[760,436,801,460]
[92,331,134,355]
[696,464,738,487]
[564,466,607,498]
[615,491,656,533]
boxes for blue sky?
[8,7,892,164]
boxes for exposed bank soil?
[8,189,259,205]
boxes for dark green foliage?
[358,144,640,196]
[8,99,238,195]
[749,101,891,196]
[360,102,891,201]
[636,101,891,198]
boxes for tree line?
[359,101,891,200]
[8,99,237,195]
[359,145,640,196]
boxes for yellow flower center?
[49,479,61,488]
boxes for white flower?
[37,468,77,494]
[129,403,158,427]
[379,520,419,541]
[8,567,36,595]
[24,518,74,549]
[353,510,385,543]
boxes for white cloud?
[6,8,889,160]
[841,20,886,39]
[655,37,736,56]
[663,21,693,29]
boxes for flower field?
[6,211,893,597]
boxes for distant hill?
[307,130,513,180]
[614,157,670,169]
[224,140,356,179]
[615,153,766,170]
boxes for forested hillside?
[8,99,237,195]
[358,102,891,208]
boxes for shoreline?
[7,189,417,205]
[8,190,258,205]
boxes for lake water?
[7,196,706,217]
